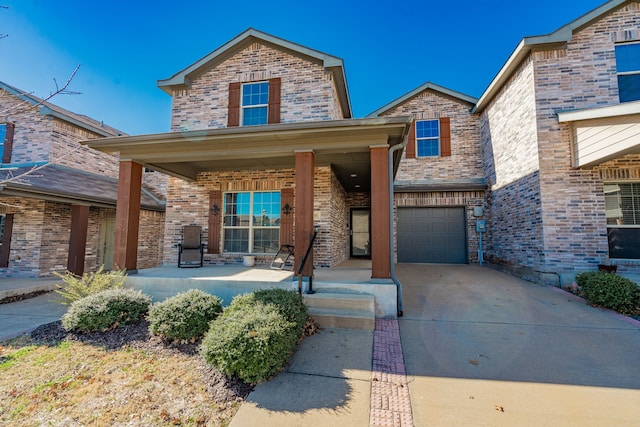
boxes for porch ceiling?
[84,117,412,191]
[558,102,640,168]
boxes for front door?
[350,208,370,258]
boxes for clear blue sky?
[1,0,607,135]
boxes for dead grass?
[0,327,241,426]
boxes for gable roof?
[157,28,352,118]
[366,82,477,117]
[0,81,125,137]
[473,0,638,113]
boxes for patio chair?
[270,244,294,270]
[178,225,205,268]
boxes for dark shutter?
[227,82,241,127]
[208,190,222,254]
[280,188,294,245]
[2,122,15,164]
[440,117,451,157]
[67,205,89,275]
[268,78,281,124]
[406,120,416,159]
[0,214,14,268]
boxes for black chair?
[178,225,204,268]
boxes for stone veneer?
[481,2,640,283]
[170,41,345,132]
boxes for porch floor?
[131,258,374,285]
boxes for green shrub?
[61,288,151,332]
[54,265,127,305]
[200,301,298,383]
[225,288,308,328]
[575,271,640,314]
[148,289,223,342]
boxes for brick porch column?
[370,145,390,279]
[67,204,89,276]
[294,150,314,277]
[114,160,142,272]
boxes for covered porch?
[84,117,412,318]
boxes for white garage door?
[397,207,467,263]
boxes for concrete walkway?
[396,264,640,426]
[2,265,640,426]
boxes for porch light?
[282,203,292,215]
[211,204,220,216]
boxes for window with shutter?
[227,79,281,127]
[0,122,15,164]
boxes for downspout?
[388,119,412,317]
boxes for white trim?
[558,101,640,122]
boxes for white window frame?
[416,119,440,157]
[222,191,280,254]
[615,41,640,103]
[240,81,269,126]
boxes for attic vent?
[173,89,190,97]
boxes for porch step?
[303,292,375,331]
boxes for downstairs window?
[605,182,640,259]
[223,191,281,253]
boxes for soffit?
[84,117,412,192]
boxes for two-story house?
[84,0,639,314]
[0,82,166,278]
[85,29,411,288]
[476,0,640,284]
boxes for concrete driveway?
[396,264,640,426]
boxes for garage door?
[397,207,467,263]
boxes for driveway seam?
[370,318,413,427]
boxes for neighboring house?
[85,0,640,293]
[0,82,166,278]
[474,0,640,284]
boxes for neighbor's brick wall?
[0,90,54,164]
[381,89,483,182]
[394,191,487,263]
[50,119,121,178]
[480,55,545,272]
[170,41,344,131]
[531,3,640,276]
[0,198,45,277]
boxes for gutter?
[388,117,412,317]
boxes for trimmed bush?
[225,288,307,327]
[200,301,297,383]
[575,271,640,314]
[55,265,127,305]
[148,289,223,342]
[61,288,151,332]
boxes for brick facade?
[170,41,345,132]
[480,2,640,283]
[0,88,166,277]
[378,88,487,264]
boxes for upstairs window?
[241,82,269,126]
[228,78,281,127]
[416,120,440,157]
[615,42,640,103]
[0,122,15,164]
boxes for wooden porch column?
[294,150,314,277]
[114,160,143,271]
[370,145,390,279]
[67,205,89,275]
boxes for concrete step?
[303,292,375,331]
[303,292,375,311]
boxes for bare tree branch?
[0,65,82,117]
